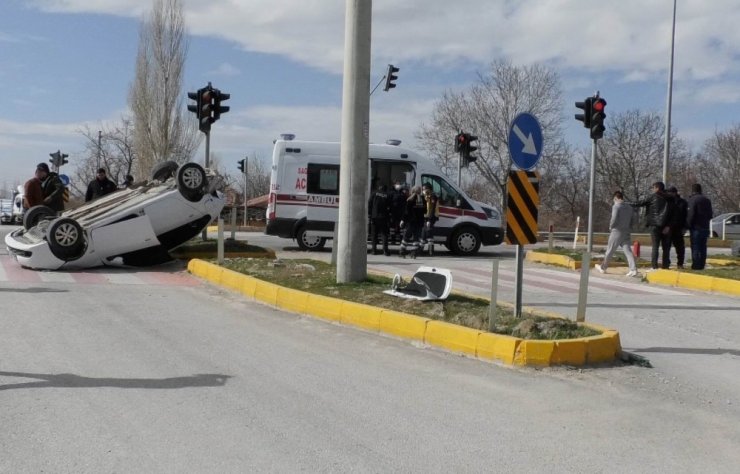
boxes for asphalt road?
[1,227,738,472]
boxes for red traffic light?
[592,98,606,112]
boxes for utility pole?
[663,0,677,185]
[243,156,248,227]
[336,0,372,283]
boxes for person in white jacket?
[596,190,639,277]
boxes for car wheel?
[450,226,481,256]
[151,160,179,181]
[23,205,56,230]
[177,163,207,202]
[296,226,326,251]
[46,217,86,261]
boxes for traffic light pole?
[244,156,249,227]
[457,151,462,187]
[201,131,211,241]
[587,138,597,253]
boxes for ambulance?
[265,136,504,255]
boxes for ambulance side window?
[307,164,340,195]
[421,174,472,209]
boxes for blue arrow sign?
[59,174,70,186]
[508,113,543,171]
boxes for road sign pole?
[202,131,211,241]
[587,139,597,253]
[576,251,591,322]
[457,151,462,187]
[515,245,524,318]
[488,259,500,330]
[243,156,248,227]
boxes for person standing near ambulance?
[368,183,391,256]
[421,183,440,255]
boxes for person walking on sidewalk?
[631,181,671,270]
[596,191,639,277]
[666,186,688,269]
[686,183,713,270]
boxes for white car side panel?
[89,215,160,257]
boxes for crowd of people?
[596,181,714,276]
[22,163,136,218]
[367,180,439,258]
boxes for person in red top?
[22,163,46,210]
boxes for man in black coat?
[631,181,672,270]
[666,186,688,269]
[685,183,713,270]
[85,168,118,202]
[36,162,65,213]
[368,184,391,256]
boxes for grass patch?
[173,238,270,254]
[217,257,599,339]
[683,266,740,281]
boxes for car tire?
[151,160,179,181]
[296,226,326,251]
[23,205,57,230]
[46,217,86,261]
[177,163,207,202]
[450,226,481,256]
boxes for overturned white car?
[5,162,225,270]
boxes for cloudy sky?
[1,0,739,189]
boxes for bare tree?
[129,0,199,179]
[416,59,567,209]
[696,125,740,213]
[73,121,138,197]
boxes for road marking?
[0,255,200,287]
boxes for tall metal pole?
[336,0,372,283]
[244,155,249,227]
[587,139,597,253]
[457,152,462,187]
[514,246,524,318]
[663,0,677,185]
[201,132,211,241]
[97,130,102,170]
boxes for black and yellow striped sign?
[505,170,540,245]
[63,188,70,202]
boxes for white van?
[265,138,504,255]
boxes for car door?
[726,214,740,240]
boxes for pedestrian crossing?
[372,260,690,297]
[0,255,201,287]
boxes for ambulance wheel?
[47,217,86,261]
[151,160,179,181]
[23,205,56,230]
[177,163,207,202]
[296,226,326,251]
[450,226,481,256]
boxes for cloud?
[25,0,740,85]
[211,62,240,77]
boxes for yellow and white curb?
[188,259,621,367]
[646,269,740,296]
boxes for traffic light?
[590,98,607,140]
[187,85,214,133]
[213,89,230,122]
[454,132,465,153]
[237,159,245,173]
[575,97,593,129]
[49,151,61,167]
[463,134,478,166]
[383,64,399,91]
[61,153,68,166]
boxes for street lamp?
[663,0,677,185]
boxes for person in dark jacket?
[389,180,407,242]
[685,183,713,270]
[399,186,426,258]
[666,186,688,269]
[368,184,391,256]
[23,164,45,210]
[37,162,65,213]
[85,168,118,202]
[631,181,672,270]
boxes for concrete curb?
[171,250,276,260]
[646,269,740,296]
[705,258,739,267]
[188,259,622,367]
